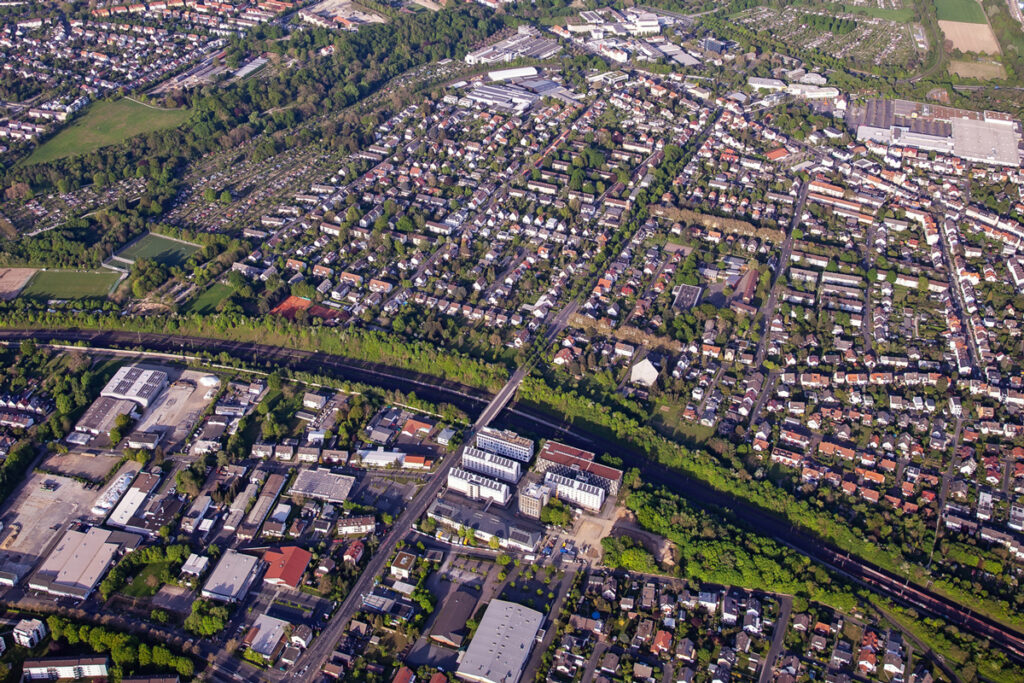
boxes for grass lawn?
[650,402,715,446]
[20,270,119,299]
[123,561,172,598]
[117,233,200,267]
[25,98,189,165]
[935,0,987,23]
[184,283,233,314]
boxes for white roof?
[457,599,543,683]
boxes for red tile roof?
[263,546,312,588]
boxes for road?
[753,179,808,369]
[6,328,1024,669]
[757,595,792,683]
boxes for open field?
[0,268,37,300]
[25,99,189,165]
[936,0,987,22]
[20,270,120,299]
[939,19,1001,52]
[184,283,233,314]
[949,58,1007,78]
[116,233,200,267]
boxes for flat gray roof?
[289,468,355,503]
[201,549,261,602]
[456,599,543,683]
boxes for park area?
[116,233,200,268]
[25,98,189,165]
[20,269,120,299]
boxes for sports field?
[117,233,200,267]
[25,99,189,165]
[935,0,987,23]
[20,270,120,299]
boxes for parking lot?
[0,471,100,570]
[351,475,416,516]
[41,450,123,481]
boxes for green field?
[20,270,120,299]
[117,233,200,267]
[936,0,987,23]
[184,283,233,314]
[25,98,189,165]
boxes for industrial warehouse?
[850,98,1022,167]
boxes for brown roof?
[539,441,623,482]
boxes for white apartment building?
[544,471,605,511]
[462,446,522,483]
[447,467,512,506]
[475,427,534,463]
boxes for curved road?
[5,328,1024,670]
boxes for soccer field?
[117,233,200,268]
[25,98,189,165]
[935,0,987,23]
[20,270,120,299]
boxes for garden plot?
[735,7,921,66]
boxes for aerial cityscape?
[0,0,1023,681]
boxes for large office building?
[535,440,623,496]
[100,365,169,409]
[446,467,511,506]
[457,599,544,683]
[201,549,263,603]
[475,427,534,463]
[461,446,522,484]
[29,526,139,601]
[849,99,1021,167]
[543,470,606,512]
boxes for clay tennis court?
[939,20,1001,54]
[271,295,347,321]
[270,295,313,320]
[0,268,36,300]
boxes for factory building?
[100,365,169,409]
[457,599,544,683]
[201,549,263,603]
